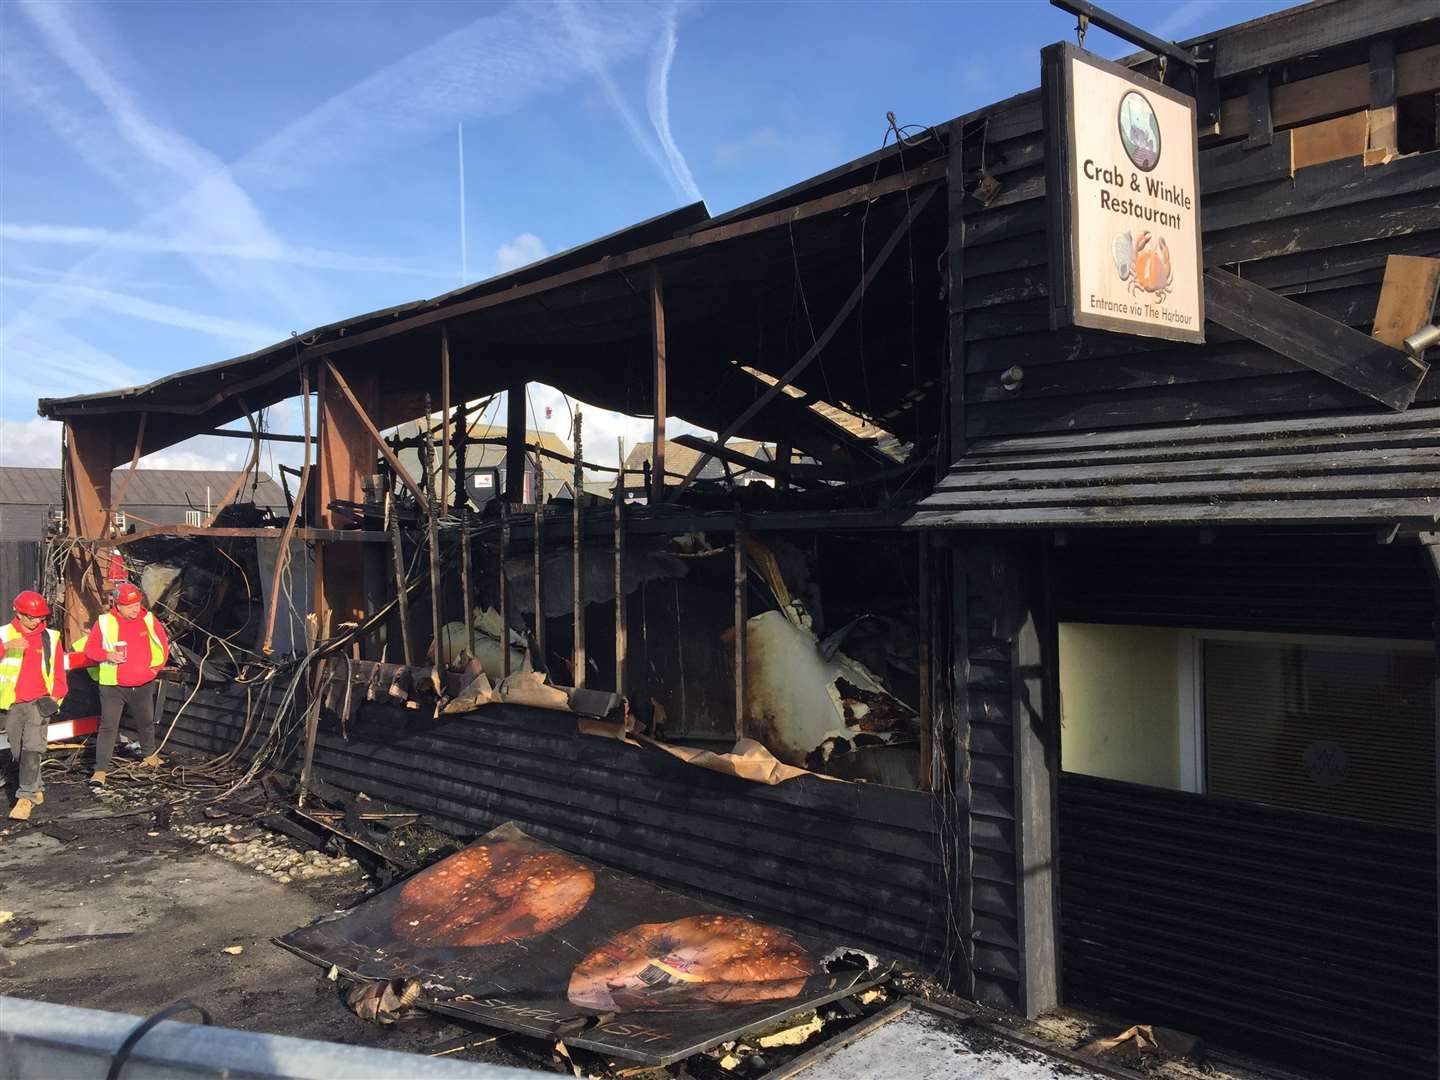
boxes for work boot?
[33,791,43,806]
[140,753,163,768]
[9,798,33,821]
[89,771,108,786]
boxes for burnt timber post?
[315,360,381,646]
[733,517,748,738]
[62,418,118,643]
[650,266,667,503]
[506,385,526,503]
[614,436,626,698]
[499,504,511,678]
[533,453,545,666]
[571,412,585,688]
[439,327,452,512]
[950,539,1060,1018]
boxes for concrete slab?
[787,1005,1114,1080]
[0,775,525,1067]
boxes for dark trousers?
[96,682,157,772]
[4,699,45,800]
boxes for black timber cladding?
[1050,529,1437,640]
[908,406,1440,527]
[1060,772,1437,1080]
[949,541,1057,1017]
[948,45,1440,448]
[161,690,954,976]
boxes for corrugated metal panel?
[1059,772,1437,1080]
[161,688,954,976]
[0,541,41,606]
[909,408,1440,527]
[1050,532,1435,639]
[0,506,50,542]
[0,468,286,510]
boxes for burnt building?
[31,2,1440,1077]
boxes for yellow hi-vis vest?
[95,610,166,686]
[0,623,61,710]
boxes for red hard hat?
[115,583,143,605]
[14,591,49,617]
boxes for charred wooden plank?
[1204,186,1440,266]
[1246,71,1274,149]
[1200,130,1293,194]
[1214,0,1439,79]
[1202,152,1440,235]
[1203,268,1429,410]
[1372,254,1440,351]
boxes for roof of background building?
[0,467,286,509]
[394,421,580,497]
[624,439,773,483]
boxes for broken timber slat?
[1372,255,1440,352]
[674,184,938,494]
[1199,130,1293,195]
[1202,268,1428,411]
[1290,111,1369,170]
[650,266,667,503]
[1215,42,1440,140]
[1366,37,1399,166]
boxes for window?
[1060,625,1435,830]
[1204,639,1434,830]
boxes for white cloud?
[0,321,142,408]
[243,1,673,188]
[1,0,693,386]
[1,276,285,345]
[142,440,249,472]
[646,2,701,203]
[557,0,680,200]
[0,222,446,277]
[494,233,551,274]
[0,417,63,467]
[1151,0,1224,41]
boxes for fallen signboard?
[277,823,887,1065]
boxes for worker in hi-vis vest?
[2,591,69,820]
[83,582,169,785]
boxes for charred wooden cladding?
[161,689,956,980]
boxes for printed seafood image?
[391,839,596,947]
[1111,229,1173,300]
[568,914,817,1012]
[1117,89,1161,170]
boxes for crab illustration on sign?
[1118,89,1161,170]
[1112,230,1173,300]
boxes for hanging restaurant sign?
[1040,42,1205,344]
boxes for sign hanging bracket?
[1049,0,1198,71]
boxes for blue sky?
[0,0,1293,472]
